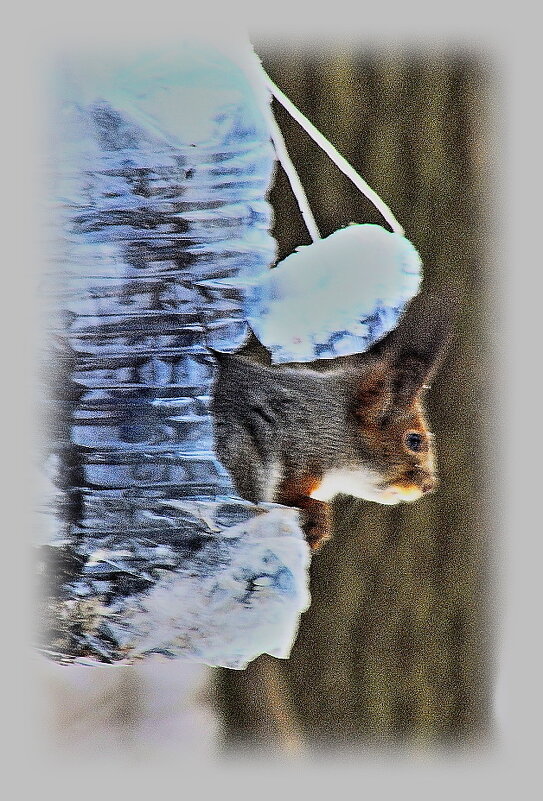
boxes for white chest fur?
[309,467,402,505]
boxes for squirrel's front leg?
[277,475,332,552]
[296,495,332,552]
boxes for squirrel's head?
[312,292,456,506]
[347,375,438,504]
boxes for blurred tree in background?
[216,43,495,752]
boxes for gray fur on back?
[211,352,358,501]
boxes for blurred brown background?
[216,43,495,753]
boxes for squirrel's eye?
[405,432,423,452]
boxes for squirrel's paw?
[299,498,332,553]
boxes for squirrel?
[211,292,455,552]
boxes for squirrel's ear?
[353,362,392,424]
[367,291,458,410]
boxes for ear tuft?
[370,291,458,407]
[353,362,391,424]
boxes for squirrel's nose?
[405,468,437,494]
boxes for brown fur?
[277,474,332,551]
